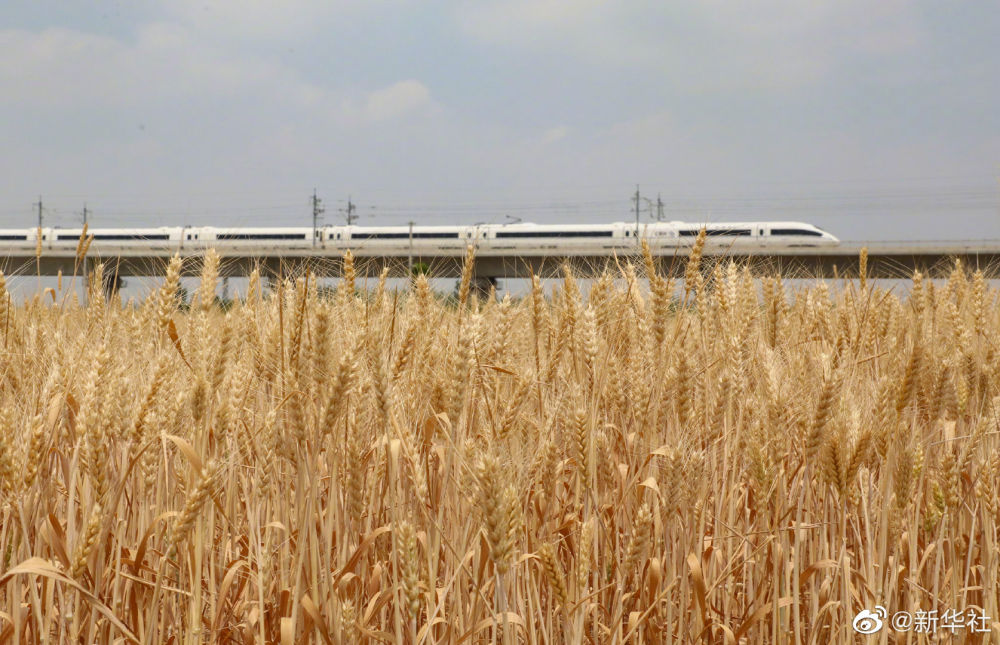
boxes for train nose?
[823,231,840,245]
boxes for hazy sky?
[1,1,998,240]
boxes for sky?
[1,1,998,241]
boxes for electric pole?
[342,196,357,226]
[81,203,89,301]
[408,220,414,272]
[657,193,664,221]
[633,185,641,247]
[35,195,43,230]
[311,189,325,247]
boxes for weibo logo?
[853,606,887,634]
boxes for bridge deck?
[2,240,999,280]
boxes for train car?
[478,222,628,256]
[195,227,317,248]
[0,228,46,251]
[758,222,836,247]
[340,225,471,256]
[46,227,182,250]
[670,221,837,249]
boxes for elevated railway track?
[2,240,998,285]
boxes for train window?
[186,234,191,240]
[216,233,307,240]
[680,228,751,236]
[771,228,822,237]
[496,230,615,238]
[0,234,27,240]
[92,234,171,240]
[358,232,459,239]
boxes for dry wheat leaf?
[0,558,140,643]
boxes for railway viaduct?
[2,241,1000,291]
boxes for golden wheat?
[0,246,997,643]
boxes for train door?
[758,224,768,247]
[660,226,678,249]
[480,225,494,251]
[648,224,674,252]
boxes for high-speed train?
[0,221,837,256]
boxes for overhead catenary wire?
[1,179,998,229]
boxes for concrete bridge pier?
[89,259,126,302]
[470,276,498,300]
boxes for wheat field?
[0,235,998,644]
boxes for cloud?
[0,22,442,211]
[160,0,393,42]
[0,24,438,125]
[457,0,653,66]
[541,125,570,144]
[456,0,925,91]
[166,0,330,30]
[362,80,432,122]
[0,24,434,126]
[0,24,305,110]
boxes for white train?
[0,220,837,255]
